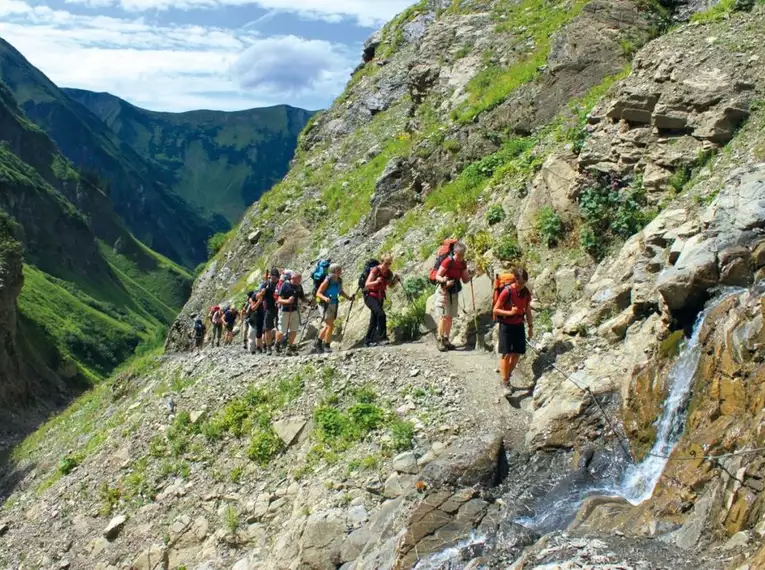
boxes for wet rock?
[420,433,504,488]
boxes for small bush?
[390,419,415,451]
[353,386,378,404]
[443,138,461,153]
[402,276,429,298]
[493,236,523,261]
[222,505,240,534]
[58,454,82,475]
[207,231,231,257]
[486,204,506,226]
[535,207,564,247]
[467,230,493,256]
[579,226,603,259]
[229,466,243,484]
[668,167,691,193]
[247,428,284,466]
[389,291,428,342]
[348,403,385,432]
[98,482,121,517]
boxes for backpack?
[358,259,380,292]
[211,309,222,325]
[492,272,517,321]
[311,259,331,289]
[194,320,205,338]
[428,239,459,284]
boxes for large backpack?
[194,320,205,338]
[211,308,222,325]
[311,259,331,290]
[358,259,380,292]
[492,272,517,320]
[428,239,459,284]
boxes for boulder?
[299,509,346,569]
[656,234,719,312]
[420,433,504,488]
[247,230,262,245]
[272,417,307,446]
[392,451,419,474]
[103,515,127,540]
[131,545,167,570]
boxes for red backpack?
[428,239,459,284]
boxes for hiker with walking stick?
[433,241,473,352]
[314,263,354,353]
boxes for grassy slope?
[64,88,314,225]
[0,83,191,384]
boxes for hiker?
[241,291,255,350]
[193,316,206,353]
[276,271,305,355]
[315,263,354,353]
[493,267,533,393]
[245,292,265,354]
[260,268,280,355]
[209,304,223,347]
[223,304,238,345]
[434,241,472,352]
[363,254,399,347]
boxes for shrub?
[58,454,82,475]
[206,231,230,257]
[222,505,240,534]
[348,403,385,432]
[443,138,461,153]
[486,204,506,226]
[579,226,603,259]
[494,236,523,261]
[467,230,493,256]
[535,207,564,247]
[389,291,428,342]
[390,419,415,451]
[247,428,284,466]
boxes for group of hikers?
[192,240,533,393]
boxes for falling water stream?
[414,288,746,568]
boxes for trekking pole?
[342,289,360,338]
[469,279,483,350]
[298,302,316,345]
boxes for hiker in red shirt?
[434,241,472,352]
[493,267,534,394]
[364,254,399,347]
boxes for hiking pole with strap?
[469,279,485,350]
[298,301,317,346]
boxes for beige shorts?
[322,303,339,321]
[278,310,300,334]
[435,288,459,318]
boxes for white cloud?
[64,0,416,27]
[231,36,353,95]
[0,1,358,111]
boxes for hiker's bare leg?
[500,355,511,383]
[507,353,521,378]
[324,318,335,345]
[442,315,453,339]
[288,331,297,346]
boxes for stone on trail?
[131,544,167,570]
[272,417,307,446]
[103,514,127,540]
[383,473,404,499]
[392,451,419,474]
[420,433,505,488]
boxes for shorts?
[435,288,459,318]
[194,336,204,348]
[498,323,526,355]
[278,310,300,334]
[265,309,278,330]
[225,322,235,332]
[322,302,339,321]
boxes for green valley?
[65,89,314,225]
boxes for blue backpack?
[311,259,331,290]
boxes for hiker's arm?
[365,270,379,289]
[493,291,515,318]
[461,267,472,284]
[317,279,330,303]
[388,274,399,289]
[436,265,453,287]
[526,301,534,338]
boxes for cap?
[270,268,280,278]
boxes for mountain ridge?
[64,87,315,226]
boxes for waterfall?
[616,288,741,504]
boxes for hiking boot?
[436,338,448,353]
[275,343,282,355]
[364,340,377,348]
[314,339,324,354]
[267,346,273,356]
[288,345,298,356]
[444,339,457,351]
[323,344,333,353]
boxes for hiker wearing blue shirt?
[314,263,354,353]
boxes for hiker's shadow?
[530,340,575,381]
[505,388,533,409]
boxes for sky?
[0,0,415,112]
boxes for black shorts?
[498,323,526,355]
[225,322,235,332]
[195,337,204,347]
[265,309,278,330]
